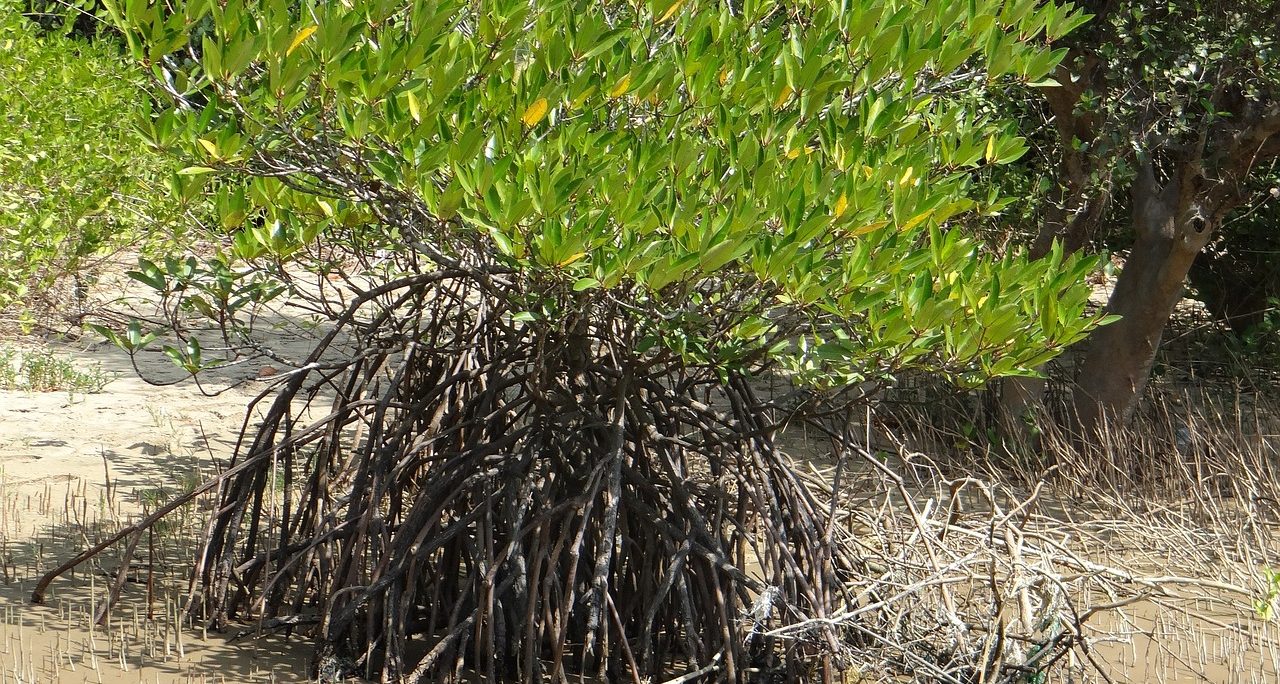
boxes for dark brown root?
[40,266,1120,682]
[121,269,857,682]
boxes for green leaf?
[699,239,743,272]
[86,323,125,351]
[579,29,626,61]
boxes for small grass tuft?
[0,346,111,392]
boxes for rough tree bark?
[996,9,1280,440]
[986,0,1280,446]
[1071,163,1214,433]
[1071,106,1280,434]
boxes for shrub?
[0,2,177,323]
[69,0,1110,680]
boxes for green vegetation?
[109,0,1104,386]
[73,0,1110,680]
[7,0,1278,682]
[997,1,1280,430]
[1256,568,1280,621]
[0,1,176,320]
[0,345,111,392]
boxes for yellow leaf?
[773,85,793,110]
[656,0,687,23]
[406,91,421,123]
[899,166,914,185]
[521,97,549,127]
[608,74,632,98]
[862,165,874,179]
[833,194,848,218]
[287,25,318,56]
[849,220,889,236]
[784,145,814,159]
[984,135,996,163]
[718,68,730,85]
[557,251,586,267]
[899,210,931,231]
[833,143,847,171]
[197,138,219,159]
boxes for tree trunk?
[1072,164,1213,434]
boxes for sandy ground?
[0,333,316,683]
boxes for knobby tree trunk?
[1072,163,1215,435]
[995,10,1280,445]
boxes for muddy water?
[5,491,1280,683]
[0,463,314,683]
[1087,596,1280,683]
[0,338,318,681]
[0,584,310,683]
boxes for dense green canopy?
[0,2,175,318]
[108,0,1102,388]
